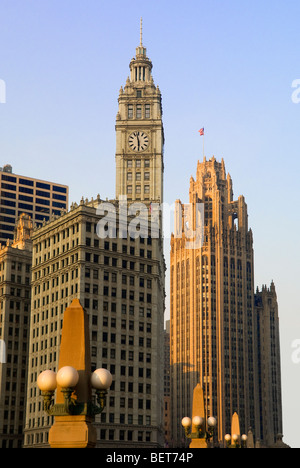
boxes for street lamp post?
[36,299,112,448]
[224,412,248,448]
[182,384,217,448]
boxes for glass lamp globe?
[232,434,239,442]
[56,366,79,388]
[181,417,192,428]
[37,370,57,392]
[91,368,112,390]
[207,416,217,427]
[241,434,248,442]
[192,416,203,427]
[225,434,231,442]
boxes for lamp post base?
[49,415,97,448]
[189,439,208,449]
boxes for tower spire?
[140,17,143,46]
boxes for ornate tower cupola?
[115,18,164,205]
[129,19,153,83]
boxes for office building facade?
[0,164,69,245]
[23,198,165,447]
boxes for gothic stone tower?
[170,157,258,445]
[115,20,164,206]
[254,282,283,445]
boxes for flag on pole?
[199,128,204,136]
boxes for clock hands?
[129,131,148,152]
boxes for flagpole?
[199,128,205,158]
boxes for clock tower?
[115,19,164,206]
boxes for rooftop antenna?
[140,17,143,46]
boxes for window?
[36,182,50,190]
[19,178,33,186]
[144,185,150,194]
[137,90,142,98]
[128,105,133,119]
[53,185,67,194]
[36,190,50,198]
[136,105,142,119]
[2,175,17,183]
[127,172,132,181]
[144,172,150,181]
[136,173,141,181]
[127,186,132,195]
[145,105,150,118]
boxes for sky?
[0,0,300,447]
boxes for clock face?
[128,131,149,152]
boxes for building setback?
[170,157,283,447]
[23,198,165,448]
[0,164,69,244]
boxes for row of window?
[127,159,150,168]
[104,237,152,249]
[1,191,67,205]
[1,174,67,194]
[128,104,151,119]
[127,171,150,181]
[100,428,152,442]
[24,428,153,446]
[103,272,152,288]
[127,185,150,195]
[102,288,152,303]
[102,302,152,318]
[102,318,152,333]
[1,183,67,200]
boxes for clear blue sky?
[0,0,300,447]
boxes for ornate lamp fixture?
[224,433,248,449]
[182,415,217,444]
[37,366,112,417]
